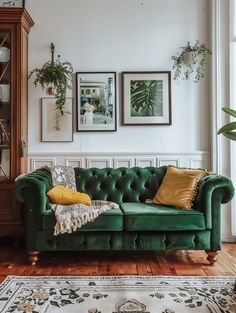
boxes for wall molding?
[211,0,222,174]
[222,234,236,242]
[229,0,236,237]
[29,151,211,171]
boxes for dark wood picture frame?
[76,72,117,132]
[122,71,172,126]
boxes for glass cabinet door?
[0,30,11,181]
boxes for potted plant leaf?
[171,41,212,83]
[218,108,236,140]
[29,43,73,115]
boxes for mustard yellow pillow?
[47,185,91,206]
[166,165,209,178]
[152,166,207,210]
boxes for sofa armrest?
[15,168,53,229]
[194,174,234,230]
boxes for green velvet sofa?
[15,166,234,266]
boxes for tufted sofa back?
[74,166,167,204]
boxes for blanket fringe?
[54,206,111,236]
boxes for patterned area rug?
[0,276,235,313]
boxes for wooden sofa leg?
[28,251,39,266]
[206,251,218,265]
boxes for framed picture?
[0,0,24,7]
[122,71,172,125]
[76,72,117,131]
[41,97,73,142]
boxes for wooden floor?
[0,243,236,283]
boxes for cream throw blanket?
[47,166,119,236]
[51,200,119,236]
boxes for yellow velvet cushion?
[47,185,92,206]
[152,166,207,210]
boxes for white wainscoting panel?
[86,157,112,168]
[135,157,156,167]
[114,158,134,168]
[158,158,181,167]
[30,158,56,170]
[29,152,211,171]
[65,159,84,168]
[190,158,208,169]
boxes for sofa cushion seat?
[121,203,206,231]
[42,207,123,231]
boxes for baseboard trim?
[221,235,236,242]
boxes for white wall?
[26,0,211,153]
[25,0,236,242]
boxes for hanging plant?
[171,41,212,83]
[28,43,73,115]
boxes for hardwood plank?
[0,244,235,283]
[136,262,150,275]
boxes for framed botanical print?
[122,71,172,125]
[41,97,73,142]
[0,0,24,7]
[76,72,117,131]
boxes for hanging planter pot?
[171,41,212,82]
[47,85,57,96]
[28,43,73,115]
[182,51,193,66]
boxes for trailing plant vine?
[171,41,212,83]
[29,43,73,115]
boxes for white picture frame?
[41,97,73,142]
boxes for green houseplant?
[172,41,212,83]
[29,43,73,115]
[218,108,236,140]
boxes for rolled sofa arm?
[194,174,234,230]
[15,168,52,222]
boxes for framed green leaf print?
[122,71,172,125]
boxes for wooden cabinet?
[0,8,34,237]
